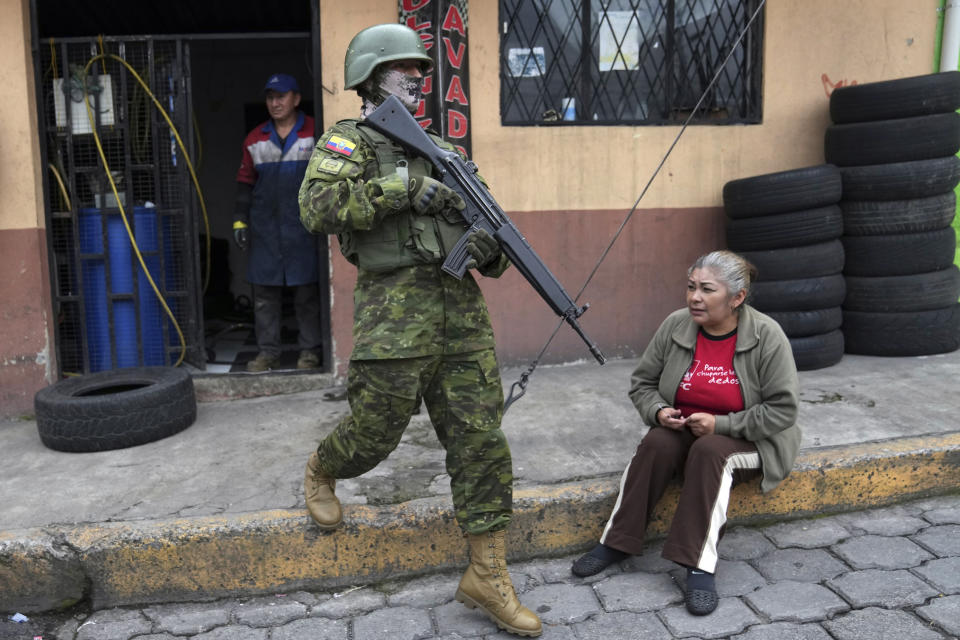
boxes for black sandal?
[571,544,627,577]
[684,587,718,615]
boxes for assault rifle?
[366,95,605,365]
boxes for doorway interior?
[32,1,331,377]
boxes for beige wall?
[319,0,939,373]
[0,0,55,416]
[0,0,45,230]
[321,2,937,211]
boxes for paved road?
[4,495,958,640]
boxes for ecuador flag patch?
[325,135,356,156]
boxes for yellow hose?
[81,52,212,367]
[47,163,71,211]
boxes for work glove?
[408,176,465,216]
[233,221,249,251]
[464,228,501,270]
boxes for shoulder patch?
[317,157,346,175]
[325,135,356,157]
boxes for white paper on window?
[599,11,639,72]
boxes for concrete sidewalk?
[2,351,959,614]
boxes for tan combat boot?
[455,529,542,637]
[304,452,342,529]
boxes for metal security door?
[37,36,204,375]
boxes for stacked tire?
[723,164,846,370]
[826,71,960,357]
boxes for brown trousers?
[600,426,761,573]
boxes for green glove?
[464,228,501,270]
[408,176,465,216]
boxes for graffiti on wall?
[399,0,472,158]
[822,73,858,98]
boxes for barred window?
[499,0,764,125]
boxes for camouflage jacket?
[299,119,510,359]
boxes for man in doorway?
[233,73,322,372]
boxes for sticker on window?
[507,47,545,77]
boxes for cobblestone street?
[5,494,958,640]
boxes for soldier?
[297,23,541,638]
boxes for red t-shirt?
[673,329,745,418]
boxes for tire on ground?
[722,164,841,219]
[824,113,960,166]
[829,70,960,124]
[750,274,846,312]
[34,366,197,453]
[726,205,843,252]
[842,305,960,357]
[841,192,956,236]
[839,156,960,201]
[841,228,957,277]
[843,266,960,312]
[765,307,843,338]
[741,240,844,281]
[790,330,844,371]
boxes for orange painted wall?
[0,229,55,415]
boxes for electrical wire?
[504,0,768,413]
[81,52,212,367]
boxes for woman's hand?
[685,412,716,437]
[657,407,686,430]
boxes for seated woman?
[571,250,800,616]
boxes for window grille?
[500,0,764,125]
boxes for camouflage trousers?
[316,348,512,534]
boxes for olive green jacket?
[628,305,801,493]
[298,119,509,360]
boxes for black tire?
[843,266,960,312]
[841,192,956,236]
[790,330,844,371]
[839,156,960,201]
[741,240,845,282]
[722,164,842,219]
[841,228,957,277]
[766,307,843,338]
[829,71,960,124]
[843,305,960,357]
[824,112,960,167]
[750,274,846,312]
[726,205,843,252]
[34,367,197,453]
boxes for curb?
[3,432,959,613]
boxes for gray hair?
[688,250,757,304]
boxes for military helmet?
[344,23,433,90]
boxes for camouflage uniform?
[299,120,514,534]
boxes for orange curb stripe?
[3,433,959,610]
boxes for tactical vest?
[336,120,468,272]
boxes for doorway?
[190,36,324,373]
[31,1,331,377]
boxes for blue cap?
[264,73,299,93]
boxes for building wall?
[0,0,55,416]
[318,0,940,374]
[0,0,941,415]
